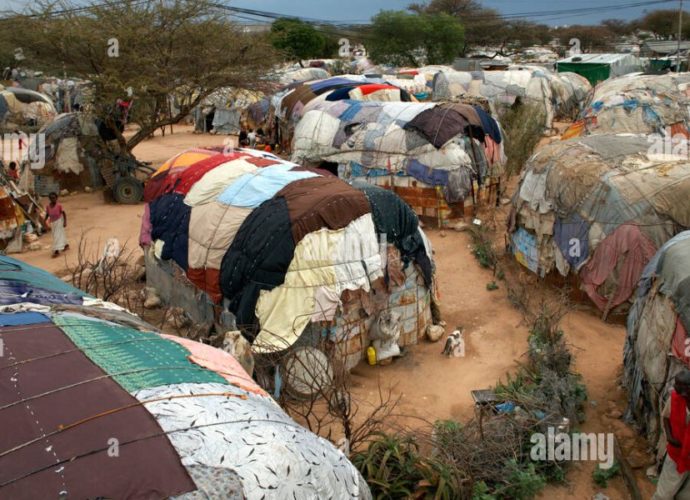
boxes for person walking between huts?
[44,192,69,258]
[654,370,690,499]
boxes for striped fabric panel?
[54,314,224,392]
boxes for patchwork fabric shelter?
[624,231,690,457]
[291,100,505,225]
[269,75,414,150]
[26,112,132,195]
[381,66,455,100]
[274,67,330,86]
[0,255,370,499]
[508,134,690,315]
[563,72,690,139]
[192,88,264,135]
[142,147,436,367]
[0,87,56,130]
[431,66,592,129]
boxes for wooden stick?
[614,435,642,500]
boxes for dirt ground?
[14,127,656,499]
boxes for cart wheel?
[113,177,144,204]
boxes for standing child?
[44,192,69,258]
[7,162,19,181]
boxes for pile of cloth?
[269,75,415,149]
[624,231,690,455]
[273,67,331,87]
[563,73,690,139]
[431,66,592,128]
[141,148,434,354]
[508,134,690,315]
[26,112,119,194]
[291,100,505,205]
[0,255,369,499]
[382,66,455,100]
[0,185,21,247]
[0,172,47,253]
[0,87,56,130]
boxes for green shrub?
[592,461,620,488]
[500,460,547,499]
[353,432,460,499]
[501,103,546,178]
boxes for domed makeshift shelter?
[291,100,505,226]
[142,148,436,370]
[624,231,690,456]
[192,87,265,135]
[26,112,155,200]
[269,75,415,150]
[431,66,592,129]
[562,72,690,139]
[508,134,690,316]
[0,87,56,130]
[0,255,369,499]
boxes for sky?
[229,0,681,25]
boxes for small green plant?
[472,481,498,500]
[502,103,546,177]
[353,432,460,499]
[486,281,499,291]
[500,460,547,499]
[496,269,505,280]
[432,419,463,454]
[592,461,621,488]
[470,226,497,269]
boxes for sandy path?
[14,129,657,498]
[351,228,529,425]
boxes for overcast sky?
[230,0,679,25]
[0,0,681,25]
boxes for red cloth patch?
[244,157,280,168]
[187,267,222,303]
[668,390,690,473]
[0,323,195,498]
[358,83,398,96]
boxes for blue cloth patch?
[0,312,50,326]
[0,283,83,306]
[150,193,191,271]
[338,101,364,121]
[325,86,357,101]
[554,214,590,270]
[217,165,318,208]
[309,77,360,92]
[406,159,449,186]
[512,227,539,274]
[0,256,88,296]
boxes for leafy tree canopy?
[270,18,328,62]
[367,10,464,67]
[3,0,276,152]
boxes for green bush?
[592,462,620,488]
[353,432,460,499]
[500,460,547,499]
[501,104,546,178]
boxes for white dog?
[441,327,465,358]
